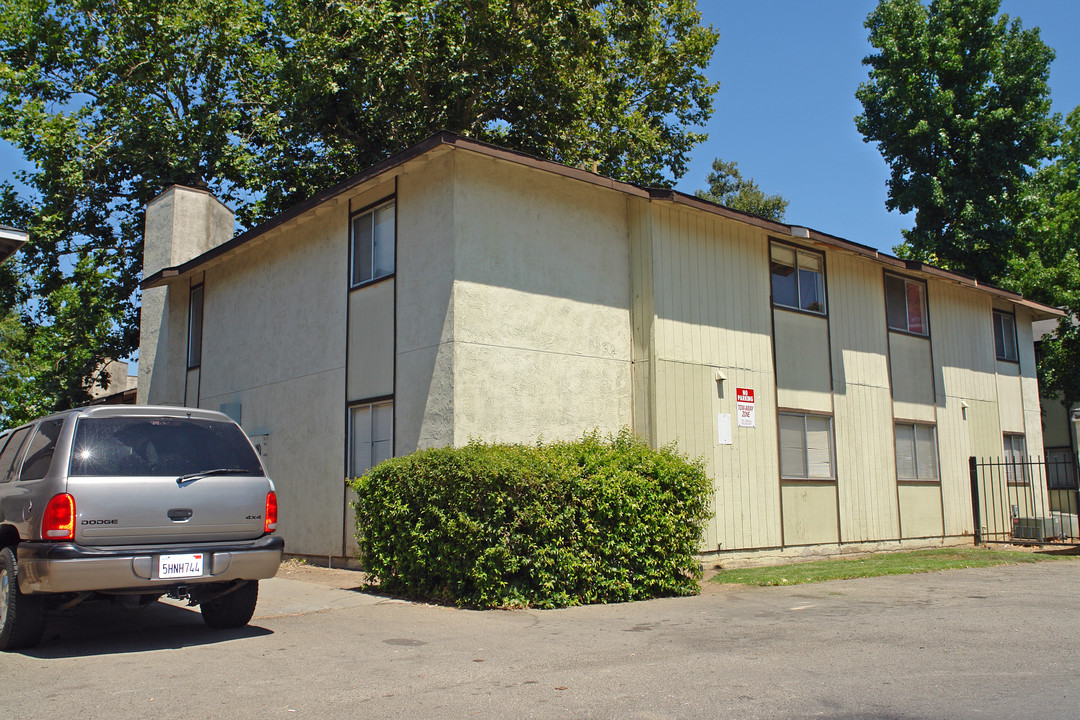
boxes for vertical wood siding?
[827,253,899,542]
[647,204,780,551]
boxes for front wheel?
[200,580,259,629]
[0,547,46,651]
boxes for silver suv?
[0,405,284,650]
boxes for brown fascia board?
[136,132,1065,320]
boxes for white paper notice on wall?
[736,387,756,428]
[717,414,732,445]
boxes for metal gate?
[969,455,1079,545]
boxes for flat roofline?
[138,132,1065,320]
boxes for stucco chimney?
[138,185,234,406]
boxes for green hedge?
[350,429,712,608]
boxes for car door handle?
[168,508,194,521]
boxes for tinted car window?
[19,419,64,481]
[0,426,32,483]
[69,417,264,477]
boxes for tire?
[0,547,46,651]
[200,580,259,629]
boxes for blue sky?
[1,1,1078,255]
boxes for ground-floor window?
[349,400,393,478]
[1003,433,1028,485]
[778,412,835,480]
[894,422,939,482]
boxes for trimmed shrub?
[350,429,711,608]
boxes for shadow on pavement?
[18,597,272,659]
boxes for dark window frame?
[993,309,1019,363]
[769,240,828,316]
[777,410,836,481]
[1003,433,1029,486]
[348,397,395,479]
[884,273,930,337]
[349,198,397,290]
[893,421,940,484]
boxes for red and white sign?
[736,387,756,428]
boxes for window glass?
[914,424,938,480]
[770,245,798,309]
[19,419,64,482]
[906,282,926,334]
[804,415,833,478]
[351,201,395,287]
[351,211,374,286]
[0,427,32,483]
[885,275,908,330]
[993,311,1018,362]
[187,285,204,369]
[373,205,396,279]
[778,413,806,478]
[798,252,826,313]
[69,417,263,477]
[894,423,916,479]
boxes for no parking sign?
[736,387,755,428]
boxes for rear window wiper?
[176,468,254,485]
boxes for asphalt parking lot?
[2,558,1079,719]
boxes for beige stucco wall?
[197,201,350,556]
[446,151,633,444]
[396,154,457,453]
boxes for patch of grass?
[710,547,1063,587]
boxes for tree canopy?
[856,0,1079,411]
[694,158,788,222]
[0,0,718,424]
[855,0,1056,281]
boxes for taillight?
[43,493,76,540]
[264,491,278,533]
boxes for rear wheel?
[200,580,259,629]
[0,547,46,651]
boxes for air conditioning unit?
[1012,516,1064,542]
[1050,512,1079,540]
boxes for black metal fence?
[969,455,1079,545]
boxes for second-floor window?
[993,310,1018,362]
[351,200,396,287]
[770,243,826,314]
[885,274,928,336]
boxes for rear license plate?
[158,553,204,579]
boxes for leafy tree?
[855,0,1056,280]
[0,0,719,423]
[1008,107,1080,410]
[694,158,788,221]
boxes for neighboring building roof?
[1033,314,1078,342]
[140,131,1064,321]
[0,225,27,264]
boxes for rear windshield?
[69,417,264,477]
